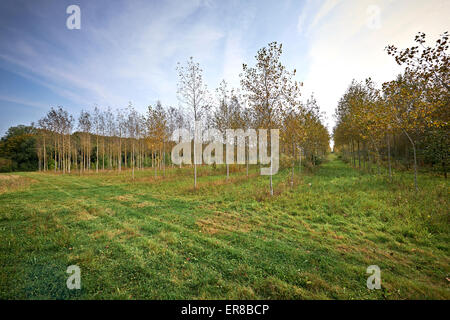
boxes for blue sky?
[0,0,449,137]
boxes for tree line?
[333,32,449,189]
[0,42,330,194]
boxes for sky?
[0,0,449,139]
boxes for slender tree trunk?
[299,147,302,174]
[440,134,447,179]
[246,141,249,177]
[125,142,127,169]
[138,140,141,170]
[402,129,418,190]
[411,142,418,190]
[194,136,197,189]
[96,134,99,173]
[132,142,135,180]
[82,142,84,173]
[270,165,273,196]
[351,140,355,167]
[357,140,361,170]
[163,140,166,177]
[74,146,77,172]
[78,146,82,175]
[38,148,42,171]
[102,137,105,171]
[118,137,122,172]
[291,141,294,187]
[54,138,57,173]
[363,142,371,172]
[387,132,392,181]
[43,136,46,171]
[62,134,65,174]
[154,152,157,177]
[87,135,90,171]
[68,134,71,173]
[109,141,112,170]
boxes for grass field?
[0,154,448,299]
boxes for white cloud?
[309,0,342,32]
[222,33,245,88]
[297,8,308,34]
[299,0,450,136]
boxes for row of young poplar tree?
[36,102,180,177]
[333,32,449,189]
[35,41,330,193]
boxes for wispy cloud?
[0,94,48,109]
[0,0,448,138]
[309,0,341,33]
[0,0,226,113]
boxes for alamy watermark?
[66,5,81,30]
[171,122,279,175]
[366,265,381,290]
[366,5,381,30]
[66,265,81,290]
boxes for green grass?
[0,155,448,299]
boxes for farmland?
[0,155,448,299]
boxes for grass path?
[0,155,448,299]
